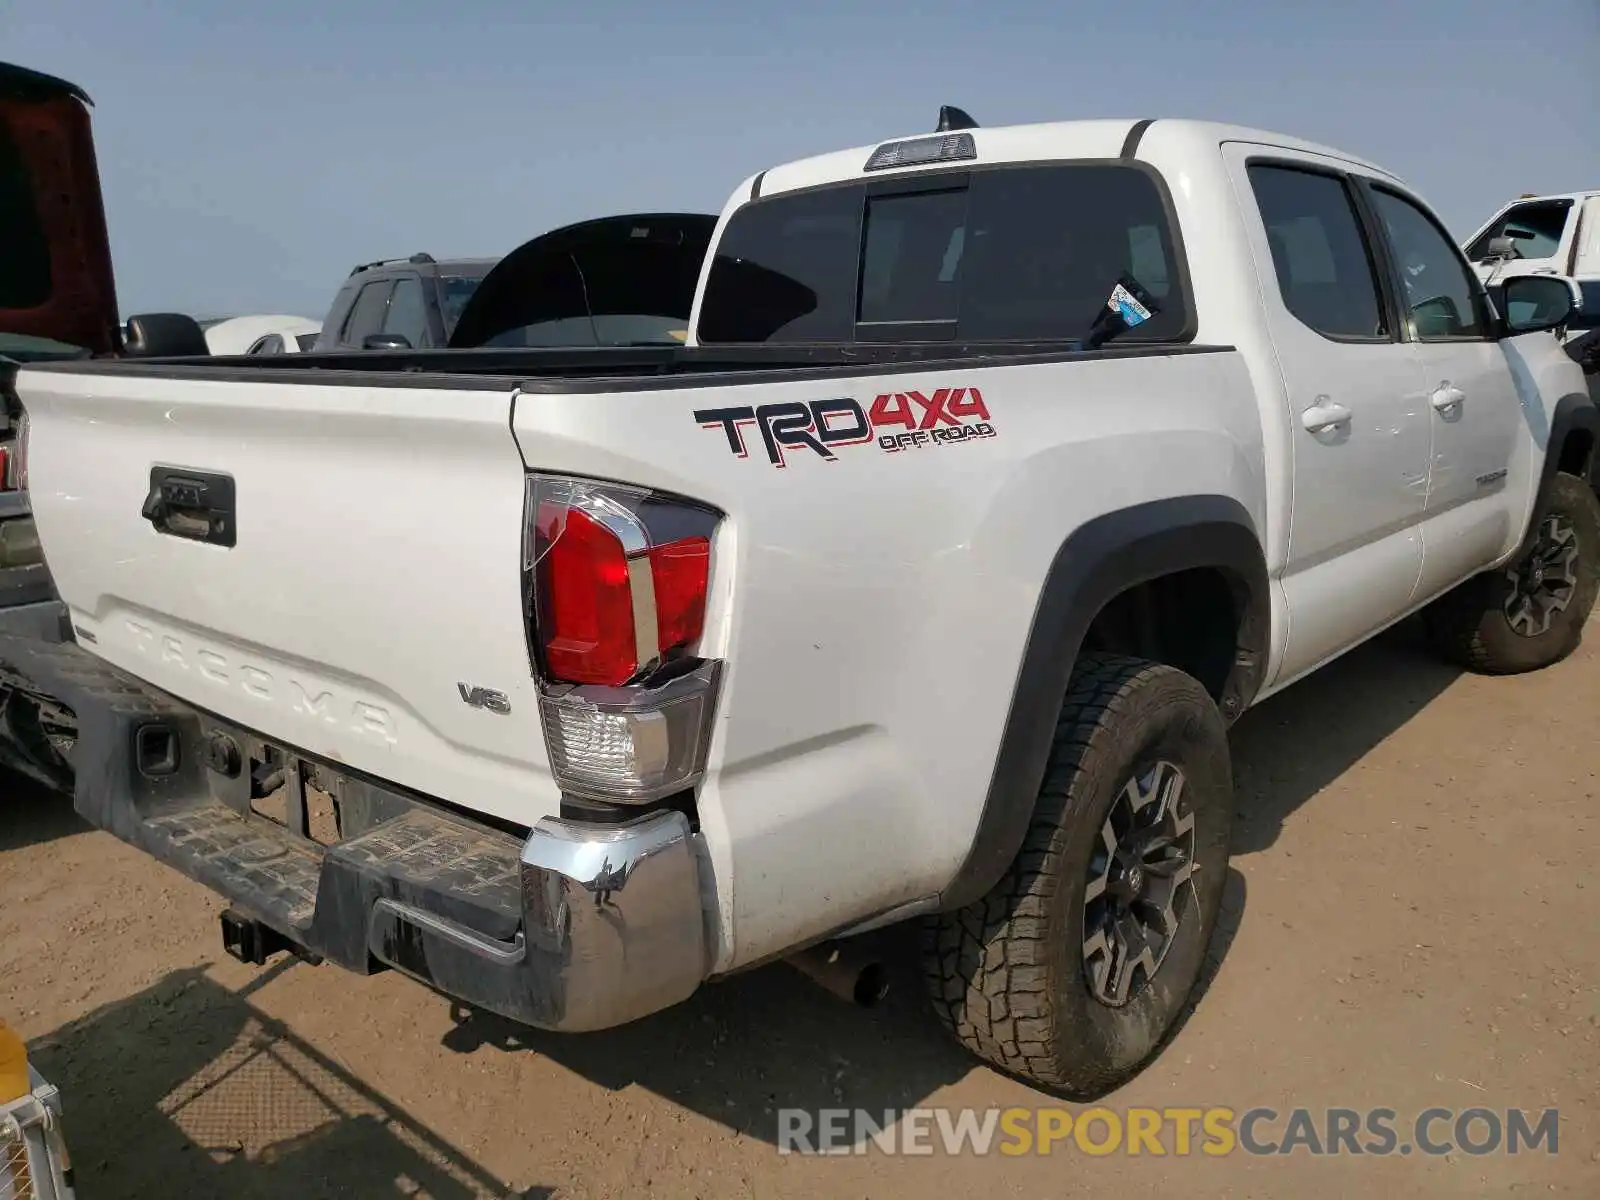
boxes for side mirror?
[1484,235,1519,260]
[123,313,210,358]
[1500,275,1579,336]
[361,333,412,351]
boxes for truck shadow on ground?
[443,865,1249,1144]
[443,620,1458,1141]
[1227,617,1460,854]
[0,767,82,853]
[26,964,550,1200]
[16,617,1461,1167]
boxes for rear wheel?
[923,653,1233,1097]
[1424,472,1600,674]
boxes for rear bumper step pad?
[0,634,709,1033]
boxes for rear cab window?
[697,162,1191,345]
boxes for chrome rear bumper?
[520,811,708,1031]
[0,635,711,1033]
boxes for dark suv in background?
[313,253,498,351]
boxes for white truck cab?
[1466,190,1600,308]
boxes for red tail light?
[648,538,712,650]
[0,445,11,493]
[535,504,638,685]
[529,478,717,687]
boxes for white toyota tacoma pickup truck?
[5,112,1597,1097]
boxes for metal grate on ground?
[155,1017,502,1196]
[1,1082,75,1200]
[1,1124,33,1200]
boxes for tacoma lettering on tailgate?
[695,386,996,468]
[123,618,398,744]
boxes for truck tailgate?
[18,367,554,828]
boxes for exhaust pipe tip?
[787,941,890,1008]
[852,961,890,1008]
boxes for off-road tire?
[923,653,1233,1097]
[1423,471,1600,674]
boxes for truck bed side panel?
[512,349,1264,970]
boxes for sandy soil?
[3,617,1598,1198]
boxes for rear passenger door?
[1227,148,1431,685]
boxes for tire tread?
[922,652,1185,1093]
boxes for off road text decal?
[694,387,996,468]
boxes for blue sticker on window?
[1086,273,1164,349]
[1107,282,1153,328]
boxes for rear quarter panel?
[513,350,1264,970]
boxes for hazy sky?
[6,0,1598,319]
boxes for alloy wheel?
[1081,760,1197,1007]
[1504,514,1579,638]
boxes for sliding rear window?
[697,162,1190,345]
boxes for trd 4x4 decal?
[694,387,996,468]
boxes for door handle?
[1430,383,1465,414]
[1300,400,1352,434]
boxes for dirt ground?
[3,616,1598,1198]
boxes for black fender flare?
[1528,392,1600,543]
[936,494,1269,912]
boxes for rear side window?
[1247,165,1388,341]
[698,163,1188,345]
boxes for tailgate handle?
[142,467,237,548]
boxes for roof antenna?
[936,105,979,133]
